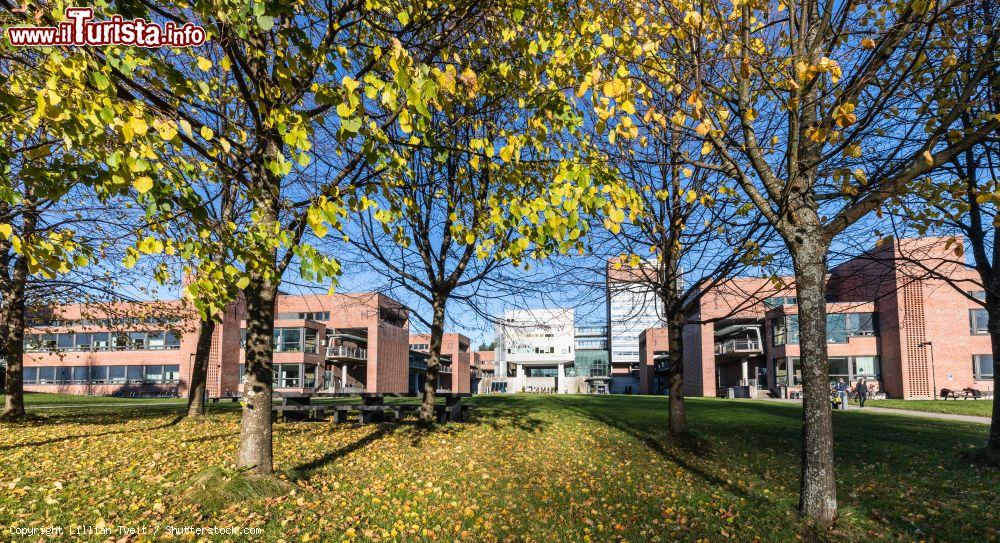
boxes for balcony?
[326,346,367,360]
[714,339,762,355]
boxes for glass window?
[72,366,89,384]
[114,333,130,350]
[974,354,994,380]
[274,364,300,387]
[826,314,847,343]
[853,356,881,379]
[971,309,989,334]
[272,329,281,350]
[303,364,317,388]
[91,332,110,350]
[40,334,57,351]
[75,333,92,351]
[126,365,144,384]
[147,332,165,350]
[163,365,180,383]
[847,313,877,336]
[144,365,164,383]
[37,366,55,384]
[791,358,802,385]
[23,367,38,384]
[54,366,71,384]
[281,328,302,352]
[304,328,318,354]
[829,357,850,378]
[89,366,109,384]
[773,318,787,346]
[23,334,41,352]
[164,332,181,349]
[57,333,76,351]
[109,366,127,384]
[129,331,147,350]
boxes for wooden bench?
[209,396,240,403]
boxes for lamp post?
[918,341,936,399]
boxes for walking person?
[835,378,849,410]
[855,377,869,408]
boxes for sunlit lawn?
[858,398,994,418]
[2,393,186,406]
[0,395,996,542]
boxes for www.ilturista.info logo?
[6,7,206,47]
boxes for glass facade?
[23,364,180,385]
[772,312,877,346]
[241,327,321,353]
[773,356,881,386]
[23,331,180,352]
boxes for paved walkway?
[759,398,990,425]
[854,406,990,425]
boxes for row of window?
[23,331,182,352]
[506,346,567,354]
[764,296,798,308]
[23,365,181,385]
[237,363,318,388]
[772,313,878,346]
[276,311,331,321]
[240,327,321,354]
[27,316,183,328]
[774,356,881,387]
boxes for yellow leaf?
[861,38,876,49]
[129,116,148,136]
[197,56,212,72]
[683,10,702,28]
[922,150,934,166]
[200,125,214,140]
[134,176,153,194]
[0,223,11,239]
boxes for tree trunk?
[987,303,1000,450]
[667,312,685,435]
[186,318,216,417]
[419,300,447,424]
[1,207,34,420]
[237,276,277,475]
[792,238,837,524]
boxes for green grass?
[858,398,994,417]
[0,395,996,542]
[1,392,186,407]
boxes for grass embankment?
[0,395,995,542]
[858,398,994,417]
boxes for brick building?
[408,333,472,393]
[635,237,994,399]
[20,292,418,397]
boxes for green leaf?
[257,15,274,31]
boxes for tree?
[887,0,1000,450]
[602,0,1000,523]
[341,4,638,423]
[0,23,166,418]
[677,2,998,523]
[111,0,486,474]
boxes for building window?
[89,366,109,384]
[23,367,37,384]
[144,365,164,383]
[165,332,181,349]
[280,328,302,352]
[970,309,989,335]
[304,328,319,354]
[772,316,799,346]
[969,290,987,301]
[274,363,301,388]
[109,366,127,384]
[147,332,165,350]
[846,313,877,336]
[973,354,994,380]
[127,365,144,384]
[764,296,797,308]
[826,314,847,343]
[57,333,76,351]
[852,356,881,379]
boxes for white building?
[606,261,665,394]
[494,308,576,393]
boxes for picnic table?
[272,391,473,424]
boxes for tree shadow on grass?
[288,423,400,480]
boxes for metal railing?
[714,339,762,355]
[326,346,367,359]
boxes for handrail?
[326,346,367,359]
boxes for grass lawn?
[857,398,994,417]
[0,396,996,542]
[1,392,186,407]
